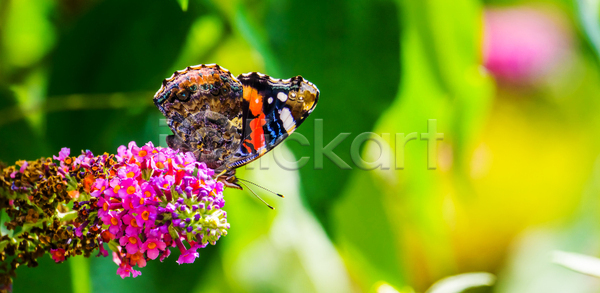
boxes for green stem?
[69,256,91,293]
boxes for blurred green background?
[3,0,600,292]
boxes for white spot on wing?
[277,92,288,102]
[280,107,295,133]
[268,97,273,104]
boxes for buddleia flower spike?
[0,142,229,291]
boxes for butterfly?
[153,64,319,190]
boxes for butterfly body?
[153,64,319,189]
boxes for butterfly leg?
[217,169,242,190]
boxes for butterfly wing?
[153,65,319,173]
[224,72,319,169]
[153,64,245,171]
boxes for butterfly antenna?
[238,181,274,210]
[237,178,285,198]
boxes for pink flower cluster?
[52,142,229,278]
[483,6,573,85]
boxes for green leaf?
[262,0,401,231]
[0,240,9,253]
[107,239,120,253]
[44,0,200,156]
[331,0,493,290]
[56,210,78,222]
[0,84,50,163]
[66,174,78,191]
[332,171,406,288]
[176,0,189,12]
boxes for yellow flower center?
[156,162,164,169]
[127,171,135,178]
[113,185,121,193]
[129,236,137,244]
[110,217,119,226]
[144,191,151,197]
[138,150,147,157]
[127,186,136,195]
[142,211,150,221]
[148,242,157,250]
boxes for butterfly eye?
[221,87,228,94]
[289,92,297,101]
[188,84,198,92]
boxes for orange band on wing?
[243,85,263,116]
[244,114,266,153]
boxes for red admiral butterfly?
[153,64,319,190]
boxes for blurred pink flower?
[50,248,65,263]
[483,6,573,85]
